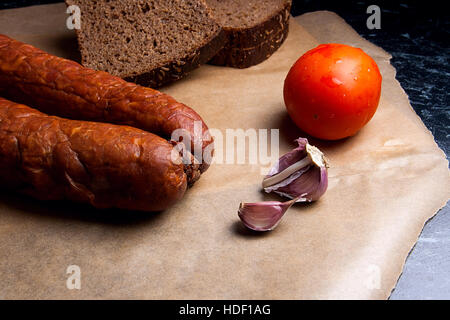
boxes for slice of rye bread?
[206,0,292,68]
[65,0,226,88]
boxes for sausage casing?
[0,34,213,172]
[0,97,187,211]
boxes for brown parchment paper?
[0,4,449,300]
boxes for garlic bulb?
[263,138,328,202]
[237,138,329,232]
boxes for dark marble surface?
[1,0,449,299]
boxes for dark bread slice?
[66,0,226,88]
[206,0,291,68]
[210,22,289,68]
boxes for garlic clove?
[263,138,328,202]
[238,198,298,232]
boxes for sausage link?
[0,97,187,212]
[0,34,213,173]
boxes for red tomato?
[284,43,382,140]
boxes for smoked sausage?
[0,34,213,173]
[0,97,191,212]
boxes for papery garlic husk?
[238,198,299,232]
[263,138,329,202]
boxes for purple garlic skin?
[238,200,297,232]
[263,138,328,202]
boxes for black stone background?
[1,0,449,299]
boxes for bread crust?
[210,21,289,68]
[209,0,291,68]
[0,97,187,212]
